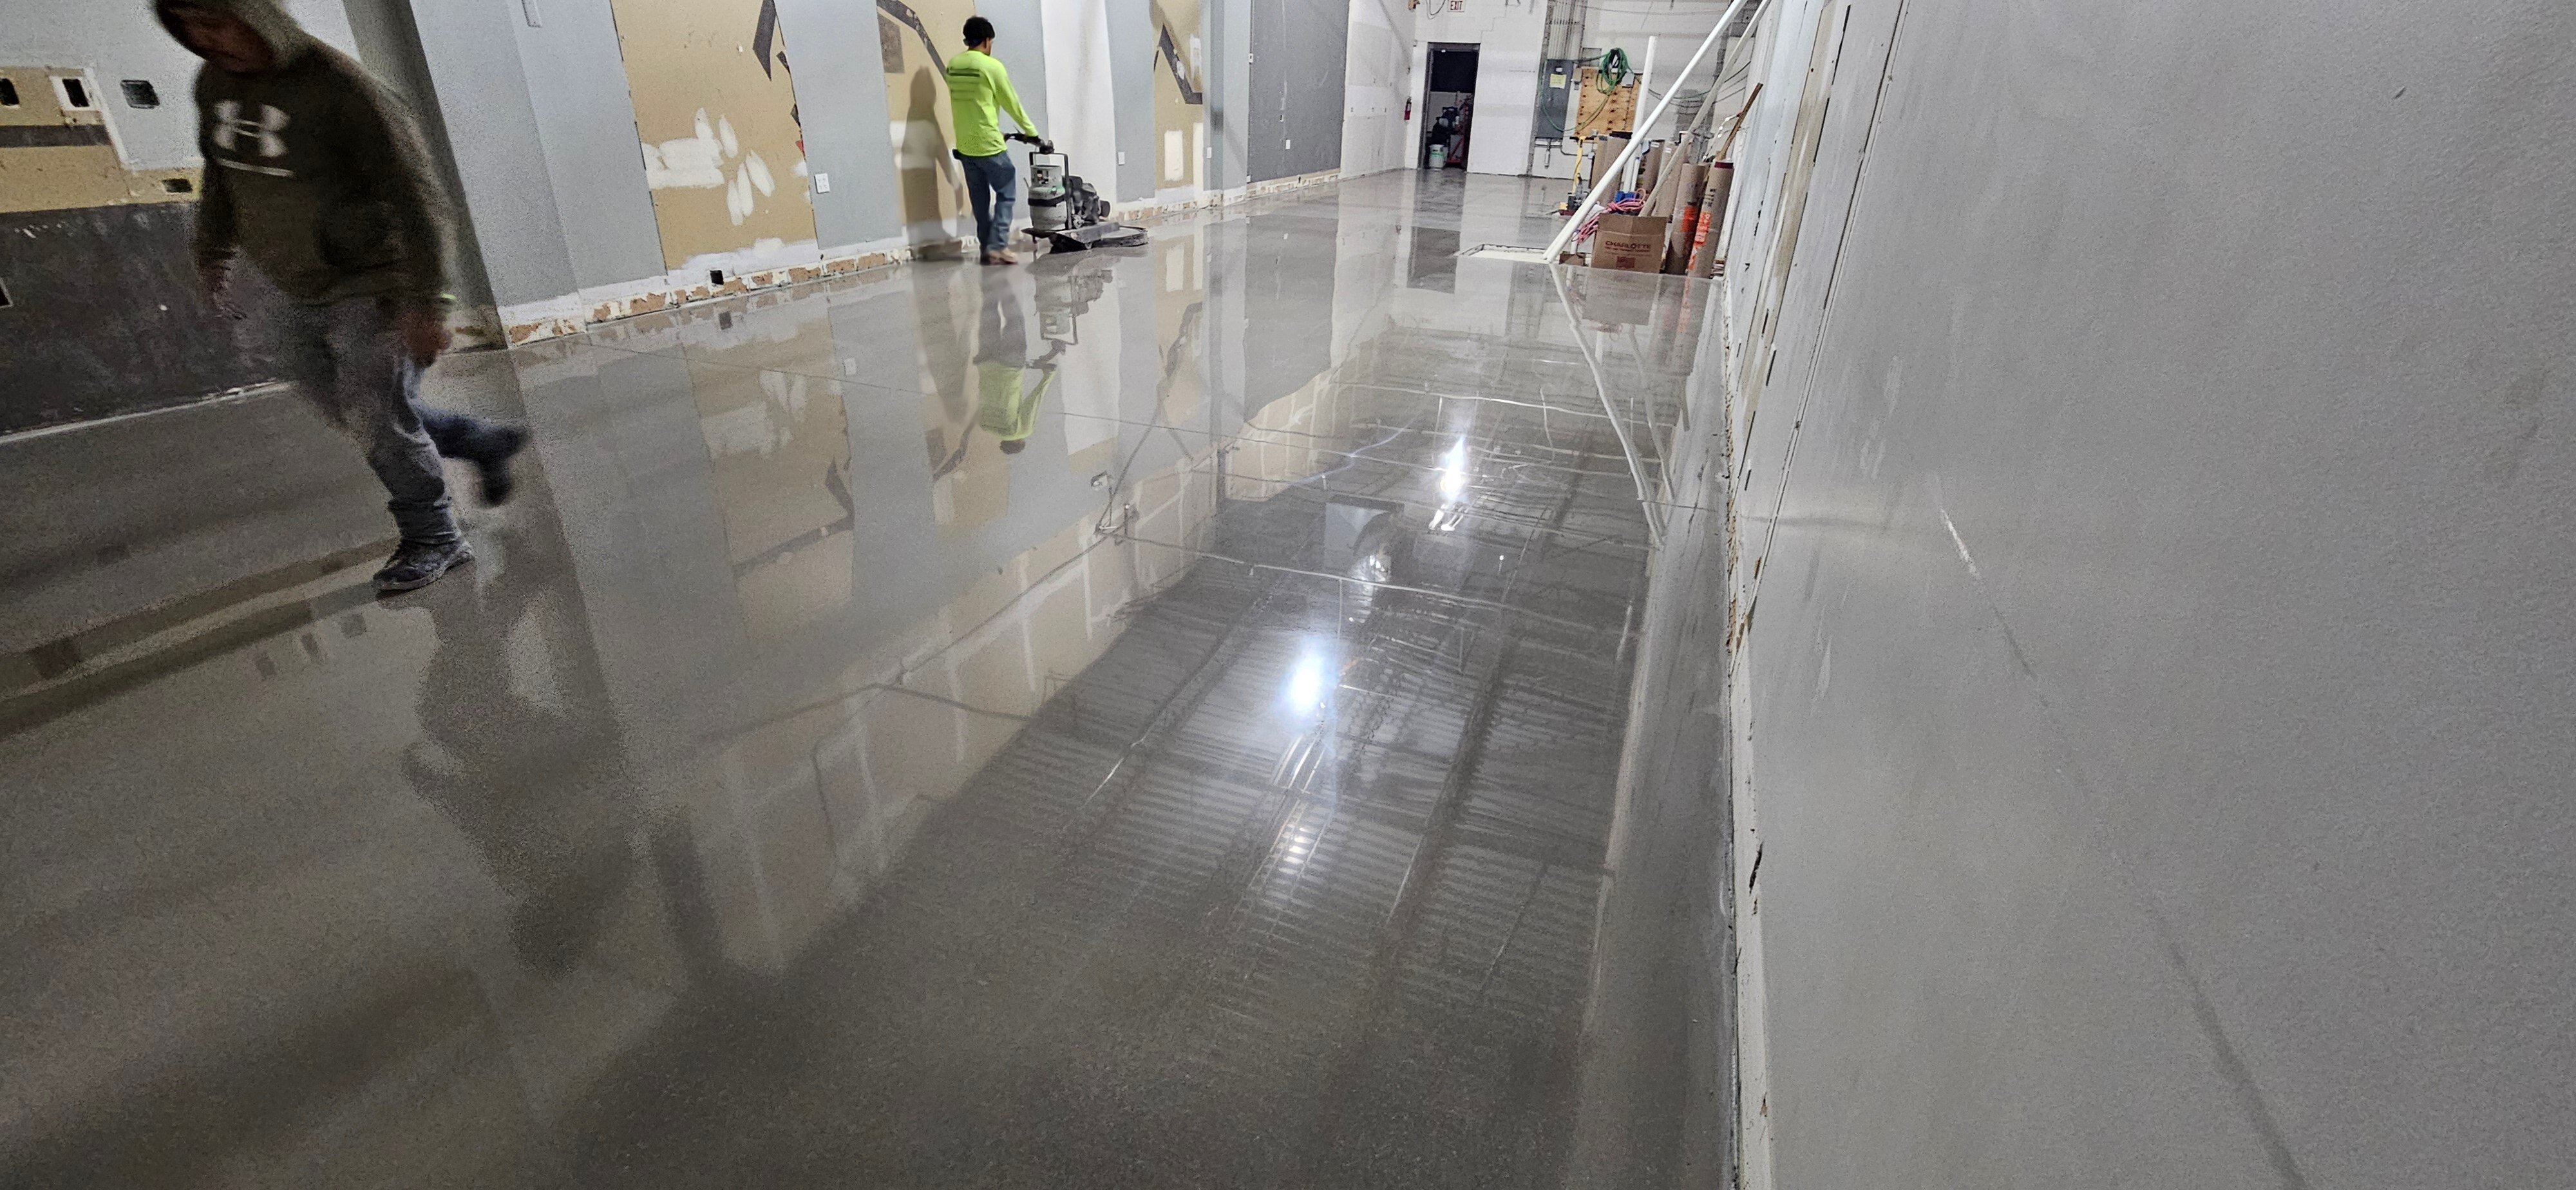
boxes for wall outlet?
[1284,138,1293,149]
[814,172,831,193]
[1117,151,1126,165]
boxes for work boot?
[473,424,531,506]
[374,539,474,593]
[986,249,1021,265]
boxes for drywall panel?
[776,0,902,249]
[609,0,819,270]
[1338,0,1412,178]
[510,0,668,292]
[1715,0,2576,1186]
[1041,0,1119,200]
[332,0,498,308]
[1103,0,1157,200]
[406,0,578,307]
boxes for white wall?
[1339,0,1416,177]
[1041,0,1121,193]
[1404,0,1546,175]
[1713,0,2576,1187]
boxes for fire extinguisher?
[1404,97,1413,121]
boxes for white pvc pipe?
[1543,0,1755,263]
[1629,35,1658,191]
[1549,264,1663,550]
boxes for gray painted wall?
[402,0,578,307]
[1204,0,1249,192]
[985,0,1053,136]
[1104,0,1157,200]
[337,0,496,307]
[776,0,900,249]
[1714,0,2576,1186]
[509,0,665,292]
[1245,0,1346,181]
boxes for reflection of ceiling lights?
[1285,646,1331,717]
[1434,439,1471,532]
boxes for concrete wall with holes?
[0,0,363,432]
[1710,0,2576,1187]
[0,0,359,170]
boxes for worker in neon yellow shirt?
[946,17,1045,266]
[972,269,1059,453]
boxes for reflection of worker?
[972,269,1058,454]
[399,523,641,974]
[945,17,1043,266]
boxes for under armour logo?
[211,100,289,158]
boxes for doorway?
[1419,44,1479,170]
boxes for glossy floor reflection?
[1,171,1712,1187]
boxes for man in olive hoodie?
[158,0,524,592]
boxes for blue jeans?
[269,297,509,546]
[959,150,1017,254]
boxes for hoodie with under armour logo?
[155,0,456,309]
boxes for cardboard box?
[1593,213,1669,272]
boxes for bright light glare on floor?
[1285,648,1330,716]
[1433,439,1472,531]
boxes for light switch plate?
[1117,151,1126,165]
[814,172,831,193]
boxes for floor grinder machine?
[1010,133,1146,252]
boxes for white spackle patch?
[727,167,753,224]
[645,135,726,189]
[717,114,739,159]
[746,151,775,196]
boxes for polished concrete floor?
[0,171,1712,1187]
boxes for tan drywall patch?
[609,0,819,268]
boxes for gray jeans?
[269,298,500,547]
